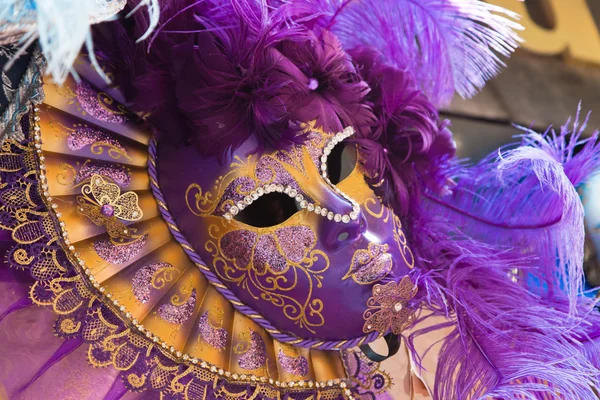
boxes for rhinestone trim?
[223,126,359,224]
[31,107,355,399]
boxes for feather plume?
[422,107,600,310]
[295,0,522,106]
[407,224,600,399]
[95,0,374,157]
[351,47,456,216]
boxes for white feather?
[1,0,160,84]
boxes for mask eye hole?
[234,193,299,227]
[326,142,357,185]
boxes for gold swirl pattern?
[363,196,415,269]
[206,221,329,334]
[90,141,131,161]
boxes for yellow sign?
[488,0,600,64]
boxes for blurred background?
[447,0,600,290]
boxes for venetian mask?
[157,124,417,343]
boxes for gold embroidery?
[362,276,418,335]
[13,248,33,265]
[77,173,143,243]
[206,221,329,333]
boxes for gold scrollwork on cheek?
[363,197,415,269]
[206,222,329,334]
[392,215,415,269]
[363,197,391,223]
[186,183,215,217]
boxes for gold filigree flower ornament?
[77,174,143,243]
[363,276,418,335]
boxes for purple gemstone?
[100,204,115,217]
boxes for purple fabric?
[18,337,84,393]
[0,295,32,322]
[104,374,127,400]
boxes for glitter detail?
[255,156,303,194]
[220,226,317,275]
[254,234,287,274]
[278,349,309,377]
[344,243,393,284]
[67,127,126,152]
[75,82,127,123]
[75,162,131,187]
[275,226,316,263]
[197,311,228,350]
[93,235,147,264]
[100,204,115,216]
[158,289,197,325]
[238,330,267,371]
[214,177,256,216]
[220,230,257,271]
[132,262,175,304]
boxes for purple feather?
[296,0,522,105]
[423,107,600,310]
[351,47,455,216]
[406,214,600,399]
[94,0,376,157]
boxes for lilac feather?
[422,107,600,311]
[406,215,600,399]
[297,0,522,105]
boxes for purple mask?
[156,125,417,344]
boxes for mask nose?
[319,209,367,251]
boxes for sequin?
[238,330,267,371]
[75,82,127,123]
[344,243,393,284]
[158,289,197,325]
[278,349,309,377]
[131,262,174,304]
[76,162,131,187]
[67,127,126,152]
[100,204,115,216]
[197,311,228,350]
[93,235,147,264]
